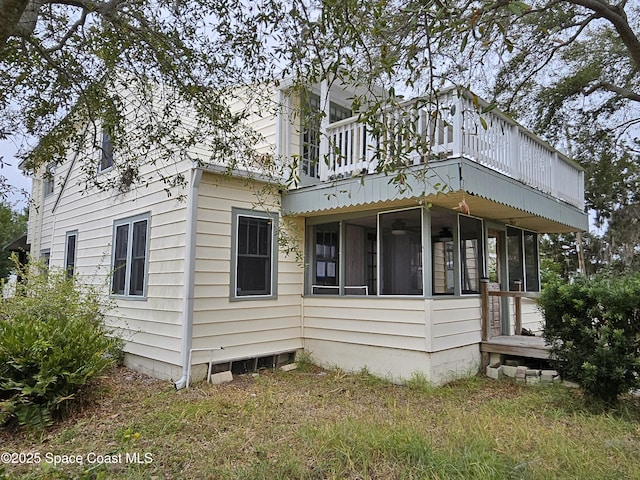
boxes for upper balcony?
[300,88,584,210]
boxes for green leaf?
[481,103,497,114]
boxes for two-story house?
[23,79,587,387]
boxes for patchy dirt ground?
[2,365,640,479]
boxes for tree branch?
[583,81,640,102]
[569,0,640,71]
[44,7,88,53]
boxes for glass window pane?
[380,209,422,295]
[112,224,129,295]
[238,217,248,254]
[100,128,114,171]
[129,221,147,296]
[302,94,321,179]
[236,216,272,296]
[66,233,76,277]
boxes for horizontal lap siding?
[430,297,482,351]
[303,297,428,351]
[515,297,544,332]
[192,174,303,363]
[31,146,193,366]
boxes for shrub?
[0,262,122,429]
[539,274,640,404]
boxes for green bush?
[539,274,640,404]
[0,262,122,429]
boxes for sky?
[1,139,32,210]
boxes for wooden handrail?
[487,291,539,299]
[481,280,539,339]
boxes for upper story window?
[65,231,78,277]
[99,127,114,172]
[231,208,278,300]
[111,213,150,298]
[43,164,55,197]
[301,93,352,180]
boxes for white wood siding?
[507,297,544,334]
[27,137,193,369]
[430,297,482,351]
[303,297,428,351]
[191,173,303,365]
[303,296,482,355]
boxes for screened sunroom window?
[507,227,524,291]
[312,223,339,294]
[459,216,483,294]
[523,231,540,291]
[380,209,422,295]
[308,209,422,296]
[507,227,540,292]
[432,212,456,295]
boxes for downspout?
[174,166,202,390]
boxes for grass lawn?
[2,362,640,479]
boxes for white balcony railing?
[320,90,584,209]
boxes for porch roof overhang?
[282,158,588,233]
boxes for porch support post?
[319,78,330,181]
[480,277,490,342]
[510,124,520,181]
[452,94,464,156]
[514,280,522,335]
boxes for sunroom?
[304,206,540,299]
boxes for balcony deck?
[318,89,584,210]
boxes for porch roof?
[282,158,588,233]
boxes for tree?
[540,273,640,405]
[539,232,608,281]
[606,203,640,270]
[0,0,287,196]
[0,201,27,279]
[482,1,640,225]
[283,0,638,220]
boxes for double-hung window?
[111,213,150,297]
[231,208,278,299]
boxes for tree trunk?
[0,0,35,51]
[576,231,586,275]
